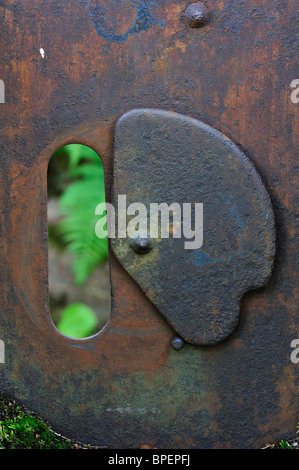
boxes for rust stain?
[0,0,297,449]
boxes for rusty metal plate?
[111,109,275,345]
[0,0,298,449]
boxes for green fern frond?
[65,144,100,170]
[57,147,108,286]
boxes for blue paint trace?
[191,195,246,267]
[192,250,225,267]
[89,1,165,43]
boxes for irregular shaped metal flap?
[111,109,275,345]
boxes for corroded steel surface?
[0,0,298,448]
[112,109,275,346]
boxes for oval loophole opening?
[47,144,111,338]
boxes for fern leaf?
[57,150,108,285]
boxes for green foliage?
[57,303,98,338]
[279,440,293,449]
[0,399,72,449]
[53,144,108,285]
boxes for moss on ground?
[0,396,298,449]
[0,397,80,449]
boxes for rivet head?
[130,235,153,255]
[184,3,210,28]
[172,337,185,350]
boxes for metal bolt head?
[172,337,185,350]
[130,235,153,255]
[184,3,210,28]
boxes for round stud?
[172,337,185,350]
[130,235,153,255]
[184,3,210,28]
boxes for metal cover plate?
[111,109,275,345]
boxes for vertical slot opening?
[47,144,111,338]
